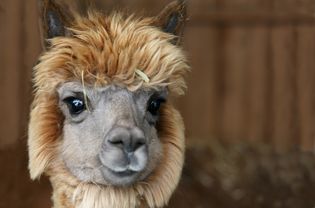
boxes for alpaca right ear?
[154,0,187,45]
[38,0,72,49]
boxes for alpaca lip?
[110,169,137,177]
[100,166,140,186]
[102,165,139,177]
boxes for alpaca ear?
[154,0,187,45]
[38,0,72,49]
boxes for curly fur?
[28,7,188,208]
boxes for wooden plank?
[208,25,228,142]
[188,0,315,26]
[190,0,271,15]
[296,26,315,151]
[270,25,298,151]
[190,12,315,26]
[0,0,23,148]
[273,0,315,13]
[92,0,171,15]
[176,26,217,141]
[219,26,251,142]
[246,26,270,143]
[192,0,315,13]
[18,0,41,141]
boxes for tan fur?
[28,9,188,208]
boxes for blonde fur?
[28,9,188,208]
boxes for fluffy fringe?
[33,11,189,96]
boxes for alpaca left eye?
[147,98,165,116]
[63,97,86,115]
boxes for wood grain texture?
[296,26,315,151]
[179,26,216,141]
[0,0,23,148]
[0,0,41,148]
[246,26,269,143]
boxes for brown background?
[1,0,315,207]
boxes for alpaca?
[28,0,189,207]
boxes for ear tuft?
[155,0,188,45]
[38,0,72,48]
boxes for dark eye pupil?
[64,97,85,115]
[148,99,164,115]
[72,99,83,108]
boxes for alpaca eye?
[63,97,86,115]
[147,98,165,116]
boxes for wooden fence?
[1,0,315,151]
[180,0,315,151]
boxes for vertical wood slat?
[246,27,269,143]
[179,26,217,141]
[296,26,315,151]
[270,26,299,151]
[220,26,249,142]
[0,0,23,148]
[19,0,41,141]
[17,1,42,206]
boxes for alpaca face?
[57,82,166,185]
[29,1,189,205]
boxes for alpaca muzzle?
[98,126,149,185]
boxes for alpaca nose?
[107,127,146,153]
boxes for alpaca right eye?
[63,97,86,115]
[147,97,165,116]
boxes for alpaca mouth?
[98,149,148,179]
[107,168,137,177]
[100,165,141,186]
[102,163,142,176]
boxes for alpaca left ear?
[154,0,187,45]
[38,0,73,49]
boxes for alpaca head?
[28,0,188,206]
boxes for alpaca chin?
[47,105,185,208]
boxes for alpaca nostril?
[125,139,145,153]
[133,138,145,151]
[107,132,127,149]
[108,139,124,148]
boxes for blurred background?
[2,0,315,207]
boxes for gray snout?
[99,126,148,180]
[107,126,146,153]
